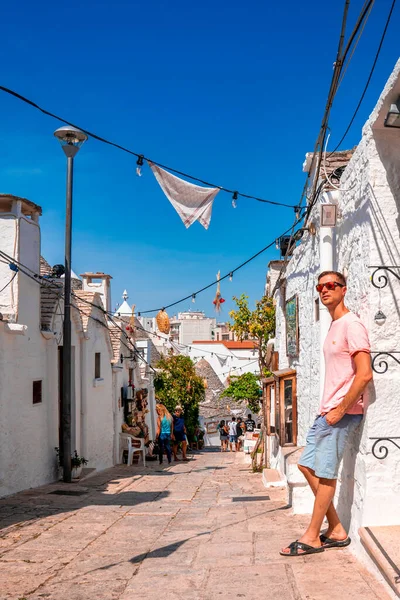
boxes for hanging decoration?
[156,309,171,334]
[136,155,144,176]
[125,304,136,337]
[213,271,225,312]
[149,162,220,230]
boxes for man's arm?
[326,351,373,425]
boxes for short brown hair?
[318,271,346,285]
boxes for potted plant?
[55,448,88,479]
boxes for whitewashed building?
[0,195,155,498]
[265,61,400,595]
[190,340,259,383]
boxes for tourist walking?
[228,417,238,452]
[245,414,256,432]
[172,405,188,461]
[156,403,173,465]
[281,271,372,557]
[236,418,245,451]
[217,420,229,451]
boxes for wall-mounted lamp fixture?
[374,310,387,326]
[321,204,337,227]
[293,222,317,242]
[384,97,400,128]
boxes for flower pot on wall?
[72,466,83,479]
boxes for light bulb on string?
[275,239,280,250]
[232,191,238,208]
[136,154,144,176]
[192,294,196,303]
[294,206,301,221]
[229,272,233,282]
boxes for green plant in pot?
[55,448,88,479]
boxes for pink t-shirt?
[320,312,370,415]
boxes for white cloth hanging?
[149,162,220,230]
[216,355,229,367]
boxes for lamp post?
[54,125,87,482]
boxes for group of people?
[155,403,189,465]
[217,414,258,452]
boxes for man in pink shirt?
[281,271,372,557]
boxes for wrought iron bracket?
[369,438,400,459]
[371,352,400,374]
[369,266,400,289]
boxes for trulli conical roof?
[114,290,132,316]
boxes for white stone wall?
[81,316,114,472]
[272,61,400,541]
[0,324,59,498]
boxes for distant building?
[212,321,238,341]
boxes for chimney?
[80,272,112,314]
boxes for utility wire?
[0,84,294,209]
[0,271,17,294]
[329,0,397,154]
[336,0,375,91]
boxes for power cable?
[0,271,17,294]
[0,85,295,209]
[329,0,397,154]
[137,221,300,314]
[336,0,375,92]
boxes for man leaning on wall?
[281,271,373,557]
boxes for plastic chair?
[119,433,146,467]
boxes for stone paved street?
[0,449,391,600]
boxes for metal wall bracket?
[369,438,400,459]
[371,352,400,374]
[369,266,400,289]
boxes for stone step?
[359,525,400,598]
[262,468,286,488]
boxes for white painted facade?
[169,311,216,346]
[0,197,155,498]
[268,61,400,566]
[190,341,259,383]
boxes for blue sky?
[1,0,399,318]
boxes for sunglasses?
[316,281,345,293]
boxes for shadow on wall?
[334,381,377,534]
[336,419,364,532]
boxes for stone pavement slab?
[0,450,392,600]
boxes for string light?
[192,294,196,303]
[294,206,301,221]
[0,86,296,209]
[136,154,144,177]
[229,272,233,282]
[232,191,238,208]
[275,239,280,250]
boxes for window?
[222,334,230,340]
[315,298,320,322]
[33,380,42,404]
[95,353,101,379]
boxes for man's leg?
[281,477,337,553]
[173,443,179,460]
[182,440,187,459]
[298,464,348,540]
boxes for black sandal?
[320,534,351,548]
[280,540,325,557]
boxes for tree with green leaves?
[154,354,205,440]
[229,294,275,378]
[220,372,262,414]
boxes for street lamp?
[54,125,87,482]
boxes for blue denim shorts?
[298,414,362,479]
[229,435,237,443]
